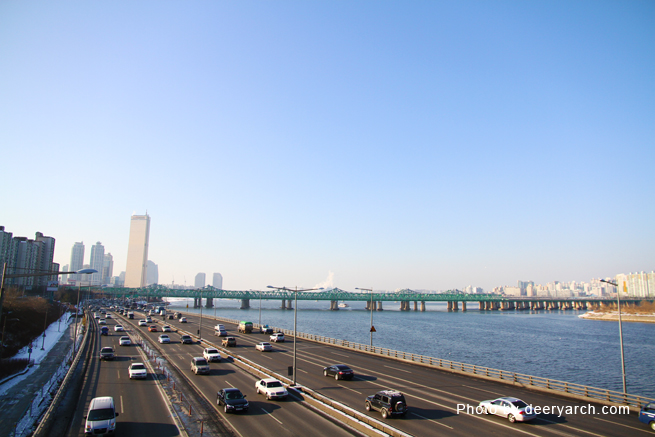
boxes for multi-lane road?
[70,306,652,436]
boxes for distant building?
[615,272,654,298]
[34,232,56,286]
[195,273,206,288]
[125,214,151,287]
[69,242,85,283]
[90,242,105,285]
[0,228,57,289]
[147,260,159,285]
[103,253,114,285]
[212,273,223,289]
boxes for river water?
[165,298,655,399]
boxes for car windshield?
[182,336,191,340]
[121,337,129,341]
[195,359,208,365]
[131,364,145,370]
[511,400,528,408]
[207,349,218,354]
[225,391,244,400]
[101,348,113,353]
[88,408,115,421]
[267,381,282,388]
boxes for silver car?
[478,397,536,422]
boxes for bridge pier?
[414,301,418,311]
[330,300,339,310]
[447,301,452,311]
[280,299,286,309]
[421,301,425,311]
[240,299,250,309]
[286,300,293,310]
[461,301,466,312]
[377,301,383,311]
[452,301,459,311]
[205,298,213,309]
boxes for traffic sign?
[370,326,376,332]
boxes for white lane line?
[536,417,606,436]
[338,384,362,395]
[225,380,236,388]
[593,416,650,433]
[410,412,453,429]
[330,351,350,358]
[462,385,502,395]
[260,407,283,424]
[299,368,308,374]
[120,396,124,414]
[383,365,412,373]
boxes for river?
[164,298,655,399]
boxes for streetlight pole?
[267,285,323,386]
[199,289,203,341]
[259,291,262,327]
[600,279,627,394]
[356,287,375,348]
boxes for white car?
[162,325,172,332]
[114,325,124,332]
[255,378,287,400]
[179,317,187,323]
[98,319,106,325]
[129,363,147,379]
[158,334,171,344]
[138,320,147,327]
[106,313,112,319]
[270,333,285,342]
[203,348,221,362]
[119,336,131,346]
[478,397,537,423]
[256,342,273,352]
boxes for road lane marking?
[535,417,606,436]
[338,384,362,395]
[299,368,308,374]
[330,351,350,358]
[593,416,649,433]
[261,407,283,424]
[383,365,412,373]
[462,385,502,395]
[410,412,453,429]
[120,396,124,414]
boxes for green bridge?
[94,286,649,312]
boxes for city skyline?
[1,2,653,292]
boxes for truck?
[238,321,253,334]
[260,325,273,334]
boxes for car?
[94,313,100,319]
[162,325,172,332]
[158,334,171,344]
[114,325,124,332]
[323,364,354,380]
[168,314,175,319]
[222,336,236,347]
[203,348,221,362]
[260,325,274,334]
[180,335,193,344]
[639,402,655,431]
[270,333,285,342]
[138,320,147,327]
[217,388,249,413]
[215,328,227,337]
[98,319,107,325]
[255,378,288,400]
[145,317,153,323]
[478,397,536,423]
[179,317,187,323]
[191,357,210,374]
[105,313,112,319]
[365,390,407,419]
[148,325,157,332]
[100,347,115,360]
[256,342,273,352]
[100,326,109,336]
[119,336,131,346]
[84,396,118,435]
[128,362,147,379]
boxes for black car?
[323,364,355,380]
[217,388,249,413]
[180,335,193,344]
[365,390,407,419]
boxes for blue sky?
[1,1,653,292]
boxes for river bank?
[579,311,655,323]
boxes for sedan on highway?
[256,342,273,352]
[162,325,172,332]
[98,319,106,325]
[323,364,354,380]
[158,334,171,344]
[128,363,147,379]
[270,333,285,342]
[179,317,187,323]
[114,325,124,332]
[255,378,288,400]
[478,397,536,423]
[119,336,131,346]
[148,325,158,332]
[180,335,193,344]
[217,388,249,413]
[138,320,147,326]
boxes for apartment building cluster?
[61,241,116,286]
[0,226,58,289]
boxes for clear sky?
[1,1,653,292]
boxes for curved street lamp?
[355,287,375,348]
[267,285,324,386]
[600,279,627,394]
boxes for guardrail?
[207,315,654,410]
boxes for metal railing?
[207,315,653,410]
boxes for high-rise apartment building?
[70,242,85,283]
[194,273,206,288]
[125,214,151,288]
[34,232,56,286]
[90,242,105,285]
[212,273,223,289]
[103,253,114,285]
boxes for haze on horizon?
[1,1,653,292]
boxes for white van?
[84,396,118,435]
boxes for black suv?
[365,390,407,419]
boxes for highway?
[116,310,361,437]
[164,309,652,437]
[67,315,182,436]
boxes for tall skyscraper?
[212,273,223,289]
[194,273,206,288]
[90,242,105,285]
[147,260,159,285]
[70,242,85,283]
[125,214,150,288]
[103,253,114,285]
